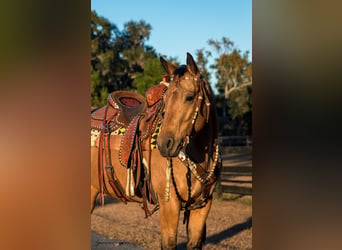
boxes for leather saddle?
[91,83,167,204]
[91,91,147,130]
[91,85,167,159]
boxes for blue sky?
[91,1,251,61]
[91,1,251,89]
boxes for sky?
[91,1,252,61]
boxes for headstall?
[163,75,222,216]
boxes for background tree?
[195,48,211,81]
[91,12,160,106]
[133,57,165,95]
[133,55,179,95]
[91,11,126,106]
[120,20,157,89]
[208,37,252,135]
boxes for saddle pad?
[91,129,101,147]
[150,119,161,149]
[91,127,126,147]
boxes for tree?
[91,11,125,106]
[120,20,157,89]
[195,48,211,81]
[133,57,165,95]
[91,12,159,106]
[208,37,252,135]
[208,37,252,99]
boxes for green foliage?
[91,11,160,106]
[208,37,252,135]
[91,11,124,106]
[133,57,165,95]
[91,68,109,106]
[227,85,252,135]
[228,86,252,120]
[121,20,156,76]
[195,49,211,80]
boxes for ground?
[91,194,252,249]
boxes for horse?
[90,53,221,249]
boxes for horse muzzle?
[157,134,181,157]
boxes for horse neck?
[187,109,218,168]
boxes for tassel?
[130,168,135,196]
[126,168,134,196]
[206,102,211,123]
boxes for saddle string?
[98,104,113,206]
[98,127,105,206]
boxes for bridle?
[169,74,212,149]
[162,73,222,220]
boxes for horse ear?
[186,52,199,76]
[160,56,177,75]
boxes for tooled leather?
[109,91,147,127]
[145,83,167,107]
[92,85,166,210]
[119,115,141,168]
[91,105,118,130]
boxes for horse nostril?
[166,138,174,150]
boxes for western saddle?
[91,81,168,217]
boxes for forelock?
[173,65,187,77]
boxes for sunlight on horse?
[90,53,221,249]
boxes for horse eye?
[185,95,194,102]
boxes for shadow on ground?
[177,217,252,249]
[94,194,121,207]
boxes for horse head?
[157,53,214,158]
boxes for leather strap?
[98,104,128,205]
[105,165,127,204]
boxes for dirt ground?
[91,194,252,249]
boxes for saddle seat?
[109,91,147,126]
[91,91,147,130]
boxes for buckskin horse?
[90,53,222,249]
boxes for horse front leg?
[159,198,181,250]
[186,199,212,250]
